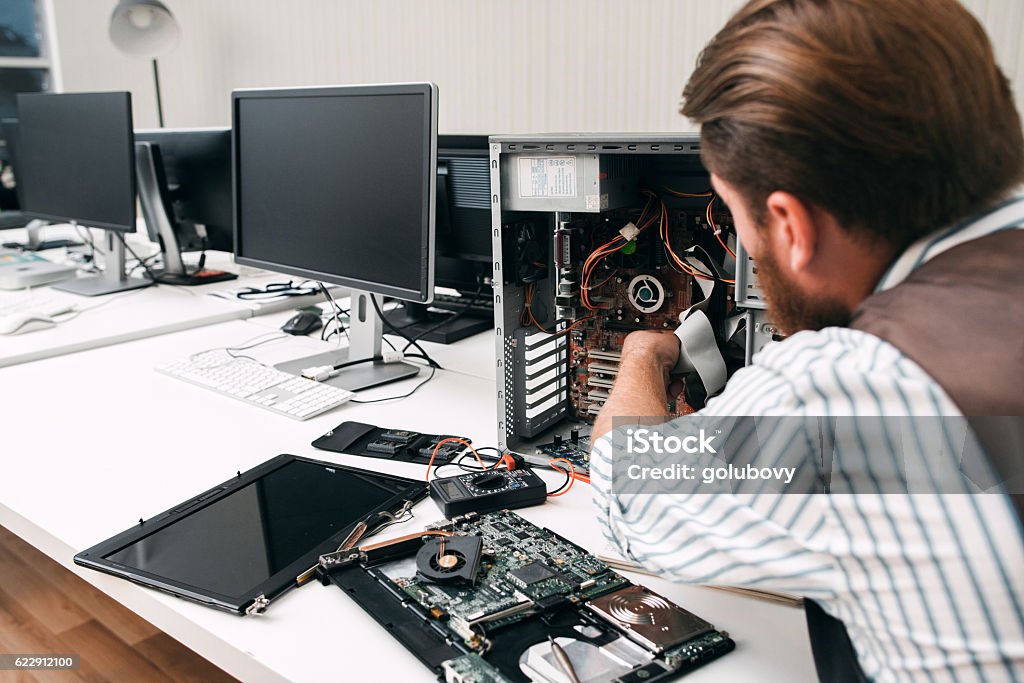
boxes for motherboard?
[319,510,734,682]
[547,204,736,423]
[506,193,739,475]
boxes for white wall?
[52,0,1024,134]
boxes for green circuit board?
[389,510,628,642]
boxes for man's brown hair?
[682,0,1024,249]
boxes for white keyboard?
[157,354,356,420]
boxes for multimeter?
[429,468,547,516]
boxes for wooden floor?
[0,525,238,683]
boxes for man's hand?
[621,330,681,374]
[592,330,682,440]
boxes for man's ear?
[765,191,819,273]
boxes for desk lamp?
[108,0,179,127]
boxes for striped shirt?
[591,194,1024,683]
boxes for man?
[591,0,1024,681]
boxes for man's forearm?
[593,347,671,440]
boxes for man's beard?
[757,247,852,335]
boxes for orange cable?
[547,458,577,497]
[426,437,486,482]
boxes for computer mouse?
[282,310,323,336]
[0,313,56,335]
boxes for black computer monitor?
[135,128,233,252]
[385,134,494,344]
[232,83,438,390]
[134,127,237,285]
[18,92,135,231]
[15,91,148,295]
[0,116,83,248]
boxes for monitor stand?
[1,218,83,251]
[275,289,421,391]
[51,228,151,296]
[384,301,491,344]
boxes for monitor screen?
[233,83,437,302]
[135,127,233,252]
[16,92,135,232]
[101,458,410,598]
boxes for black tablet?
[74,454,426,615]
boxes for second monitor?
[233,82,439,390]
[135,127,237,285]
[383,134,494,344]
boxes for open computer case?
[487,134,778,475]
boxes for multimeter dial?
[470,473,507,490]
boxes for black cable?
[319,282,348,342]
[431,448,503,480]
[329,355,382,372]
[369,294,442,368]
[547,466,573,495]
[128,251,162,276]
[190,235,210,276]
[320,310,350,342]
[474,446,505,459]
[194,249,207,275]
[116,234,160,286]
[690,244,730,281]
[401,282,486,352]
[350,364,437,404]
[433,453,487,479]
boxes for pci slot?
[587,389,611,402]
[587,362,619,376]
[586,375,616,389]
[587,349,622,363]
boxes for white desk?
[0,246,337,369]
[0,284,248,368]
[0,319,816,682]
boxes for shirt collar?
[875,190,1024,293]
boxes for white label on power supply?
[586,194,610,210]
[518,157,577,198]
